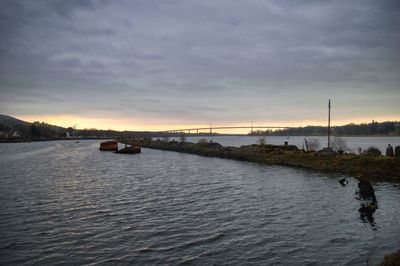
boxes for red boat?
[99,140,118,151]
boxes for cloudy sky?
[0,0,399,130]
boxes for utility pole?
[209,122,212,134]
[251,121,253,133]
[328,99,331,149]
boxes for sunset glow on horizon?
[16,114,400,133]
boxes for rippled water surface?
[1,140,400,265]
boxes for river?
[168,135,400,154]
[1,139,399,265]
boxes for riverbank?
[380,249,400,265]
[0,137,114,143]
[120,138,400,182]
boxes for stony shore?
[120,138,400,182]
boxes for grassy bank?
[379,249,400,266]
[120,138,400,182]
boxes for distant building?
[66,127,74,138]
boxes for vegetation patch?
[379,249,400,266]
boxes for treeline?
[0,121,66,139]
[2,113,399,141]
[249,121,400,136]
[77,128,151,138]
[77,129,219,138]
[28,122,66,138]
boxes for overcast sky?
[0,0,399,130]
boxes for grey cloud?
[0,0,399,125]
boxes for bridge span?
[159,126,294,134]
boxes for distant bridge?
[158,126,294,135]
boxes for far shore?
[1,134,400,144]
[0,137,114,143]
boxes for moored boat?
[99,140,118,151]
[115,145,141,154]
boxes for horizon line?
[4,113,400,132]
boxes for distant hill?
[0,114,30,126]
[0,114,67,139]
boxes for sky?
[0,0,399,131]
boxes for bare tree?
[306,138,320,151]
[331,136,350,152]
[179,134,186,143]
[257,136,267,146]
[363,146,381,156]
[197,138,208,144]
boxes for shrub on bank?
[257,136,266,146]
[306,138,320,151]
[179,134,186,143]
[331,136,351,153]
[363,146,382,156]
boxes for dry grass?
[380,250,400,266]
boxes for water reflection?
[359,203,377,227]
